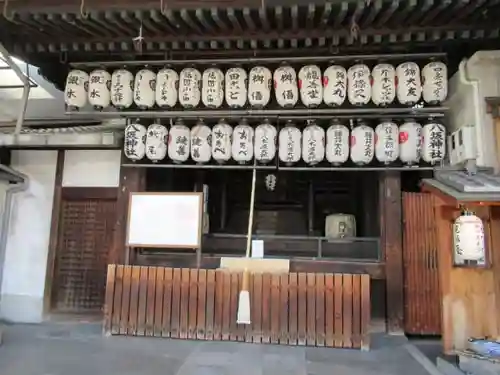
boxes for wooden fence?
[402,192,441,335]
[104,265,371,349]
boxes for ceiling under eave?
[2,0,500,59]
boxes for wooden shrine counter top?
[104,265,371,349]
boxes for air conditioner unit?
[448,125,477,166]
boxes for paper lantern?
[326,121,349,165]
[274,65,298,108]
[347,64,371,106]
[453,209,485,266]
[302,121,325,165]
[298,65,323,108]
[422,61,448,104]
[350,124,375,165]
[232,120,254,164]
[248,66,272,108]
[111,69,134,109]
[133,68,156,109]
[168,120,190,163]
[323,65,347,107]
[278,121,301,165]
[190,120,212,164]
[399,121,422,165]
[371,63,396,107]
[422,121,446,165]
[202,67,224,108]
[396,62,422,106]
[123,123,146,161]
[145,124,168,162]
[155,68,179,108]
[255,120,277,163]
[64,69,89,110]
[375,121,399,164]
[225,67,247,108]
[179,67,202,108]
[325,214,357,238]
[212,120,233,163]
[87,69,111,110]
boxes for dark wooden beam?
[43,150,65,315]
[109,162,145,265]
[380,171,404,334]
[61,187,119,200]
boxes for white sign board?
[251,240,264,258]
[126,192,203,248]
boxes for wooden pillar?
[380,171,404,334]
[43,150,65,314]
[108,165,145,265]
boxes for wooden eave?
[1,0,500,61]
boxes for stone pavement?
[0,322,436,375]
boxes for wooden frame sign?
[126,192,203,249]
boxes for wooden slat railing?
[103,265,371,349]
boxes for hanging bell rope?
[80,0,89,19]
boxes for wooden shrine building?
[1,0,500,353]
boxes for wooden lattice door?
[402,192,442,335]
[51,198,116,313]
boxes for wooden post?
[380,171,404,334]
[109,164,145,265]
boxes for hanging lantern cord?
[3,0,14,21]
[160,0,168,15]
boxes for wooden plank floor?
[104,265,371,349]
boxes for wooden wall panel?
[104,265,371,349]
[402,193,441,335]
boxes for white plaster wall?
[447,50,500,170]
[62,150,121,187]
[0,150,57,323]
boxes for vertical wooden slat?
[146,267,157,337]
[221,272,231,341]
[315,273,325,347]
[236,272,246,342]
[162,268,173,338]
[288,272,298,345]
[334,274,343,347]
[205,270,216,340]
[103,264,116,335]
[279,274,289,345]
[297,273,307,346]
[306,273,316,346]
[361,274,371,351]
[197,269,207,340]
[213,271,224,341]
[188,269,198,340]
[128,266,140,335]
[252,273,263,343]
[120,265,132,335]
[261,273,271,344]
[270,274,280,344]
[352,274,362,348]
[179,268,191,339]
[229,272,238,341]
[136,266,149,336]
[154,267,164,337]
[325,274,334,347]
[245,272,255,343]
[111,265,124,335]
[170,268,182,338]
[343,274,353,348]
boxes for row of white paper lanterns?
[65,61,447,111]
[124,120,446,166]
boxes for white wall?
[62,150,121,187]
[0,150,57,323]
